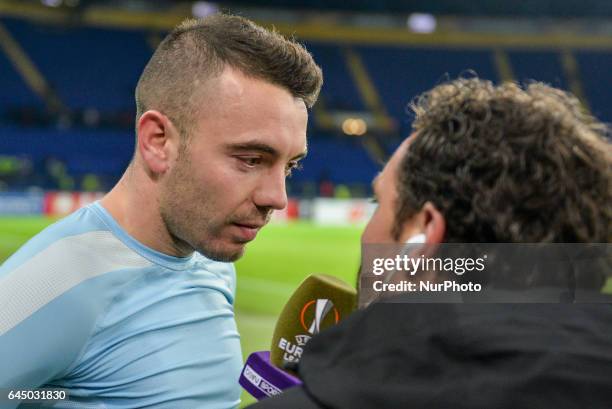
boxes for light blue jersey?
[0,202,242,409]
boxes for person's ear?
[398,201,445,245]
[421,202,445,244]
[394,202,446,283]
[136,110,180,175]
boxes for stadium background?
[0,0,611,406]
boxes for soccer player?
[0,14,321,408]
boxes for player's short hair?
[395,78,612,243]
[135,13,322,137]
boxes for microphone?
[239,274,357,400]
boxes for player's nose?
[253,169,288,211]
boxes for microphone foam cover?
[269,274,356,370]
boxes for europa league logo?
[299,299,340,335]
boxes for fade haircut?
[396,78,612,243]
[135,14,322,138]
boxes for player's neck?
[100,167,192,258]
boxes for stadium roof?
[7,0,612,18]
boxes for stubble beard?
[158,151,245,263]
[159,183,245,262]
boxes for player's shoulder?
[0,204,154,336]
[0,203,151,278]
[0,205,102,274]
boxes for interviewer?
[250,78,612,408]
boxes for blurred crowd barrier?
[0,192,376,226]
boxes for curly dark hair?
[395,78,612,243]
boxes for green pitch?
[0,216,362,407]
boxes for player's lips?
[232,222,264,241]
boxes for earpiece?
[405,233,426,244]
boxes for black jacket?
[249,297,612,409]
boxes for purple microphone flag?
[239,350,303,400]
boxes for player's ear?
[136,110,180,175]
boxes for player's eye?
[369,196,378,204]
[239,156,262,168]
